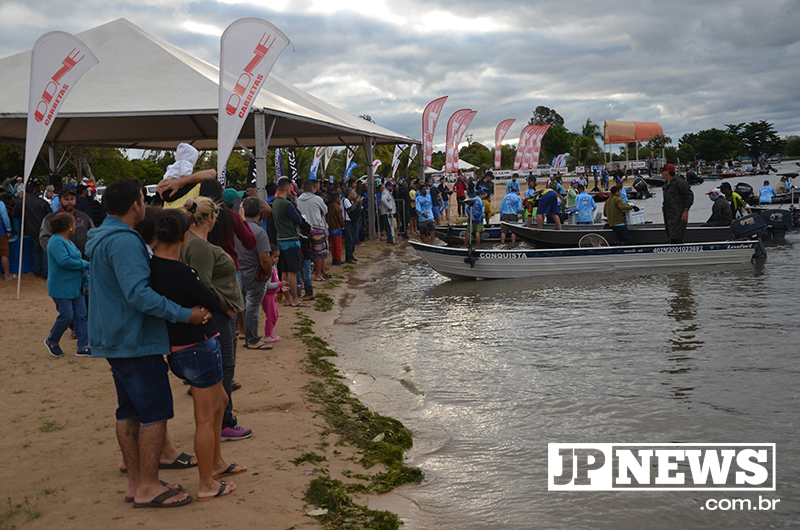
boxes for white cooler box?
[625,210,647,225]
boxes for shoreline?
[320,240,452,528]
[0,239,421,530]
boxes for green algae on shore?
[293,312,422,529]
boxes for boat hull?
[434,223,503,243]
[410,240,756,280]
[503,222,733,248]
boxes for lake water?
[328,161,800,530]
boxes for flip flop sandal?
[159,452,197,469]
[213,461,247,479]
[198,481,233,502]
[132,488,192,509]
[127,482,185,504]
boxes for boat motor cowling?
[761,209,793,239]
[731,213,767,239]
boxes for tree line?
[1,109,798,188]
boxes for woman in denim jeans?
[151,208,246,501]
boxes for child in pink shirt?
[261,248,287,342]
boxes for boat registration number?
[652,246,703,253]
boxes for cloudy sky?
[1,0,799,151]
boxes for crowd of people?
[6,144,509,507]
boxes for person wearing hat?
[506,173,520,194]
[39,187,96,259]
[660,163,693,244]
[468,188,487,247]
[718,181,752,219]
[45,184,59,211]
[603,186,635,245]
[566,179,579,211]
[222,187,245,211]
[703,188,733,226]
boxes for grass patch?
[291,452,327,466]
[39,417,68,433]
[4,496,18,518]
[314,293,335,312]
[296,314,423,530]
[20,498,40,521]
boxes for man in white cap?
[703,188,733,226]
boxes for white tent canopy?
[438,159,478,172]
[0,18,417,150]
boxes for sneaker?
[221,425,253,441]
[76,348,92,357]
[44,339,63,358]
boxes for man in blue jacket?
[85,179,209,508]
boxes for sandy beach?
[0,238,411,530]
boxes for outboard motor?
[760,209,793,240]
[632,176,651,198]
[686,171,704,185]
[731,213,768,259]
[734,182,755,205]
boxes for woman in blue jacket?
[45,212,90,357]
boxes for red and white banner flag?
[373,159,382,173]
[324,146,334,171]
[25,32,98,184]
[521,124,550,170]
[445,109,476,173]
[494,119,515,170]
[512,125,536,171]
[218,18,289,179]
[421,96,448,167]
[526,124,550,169]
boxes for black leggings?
[211,311,237,428]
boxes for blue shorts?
[432,206,441,218]
[108,355,174,426]
[538,191,560,216]
[168,337,223,389]
[441,200,449,211]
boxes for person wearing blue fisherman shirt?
[506,174,520,194]
[573,184,597,224]
[759,180,777,204]
[468,189,487,247]
[415,185,435,244]
[499,188,523,244]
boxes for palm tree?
[581,118,602,141]
[570,135,604,167]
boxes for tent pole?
[254,111,271,200]
[363,136,376,241]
